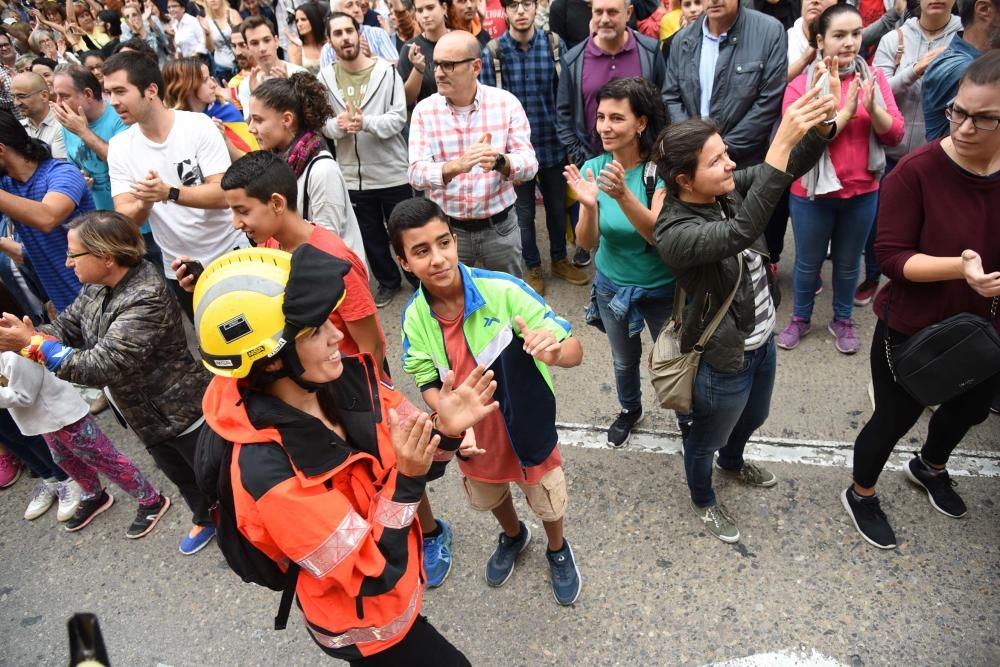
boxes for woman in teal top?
[565,77,672,449]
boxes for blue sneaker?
[486,521,531,587]
[422,519,453,588]
[179,525,216,555]
[546,539,582,606]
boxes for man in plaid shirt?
[408,30,538,278]
[480,0,590,296]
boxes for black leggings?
[852,319,1000,488]
[347,616,470,666]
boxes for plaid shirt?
[480,31,565,169]
[408,84,538,220]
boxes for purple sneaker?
[776,317,812,350]
[829,319,860,354]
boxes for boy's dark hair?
[113,36,159,64]
[31,56,58,71]
[221,151,299,212]
[652,118,722,198]
[387,197,453,257]
[102,51,165,100]
[241,14,276,38]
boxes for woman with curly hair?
[162,57,258,160]
[287,1,325,74]
[247,73,367,268]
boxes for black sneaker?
[126,494,172,539]
[608,408,643,449]
[572,247,592,267]
[374,285,400,308]
[65,490,114,533]
[904,454,967,518]
[841,487,896,549]
[990,393,999,415]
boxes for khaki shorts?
[461,466,568,523]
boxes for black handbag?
[884,286,1000,407]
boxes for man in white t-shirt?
[102,52,247,319]
[238,16,308,119]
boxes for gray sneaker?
[716,461,777,488]
[691,501,740,543]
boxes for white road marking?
[703,649,848,666]
[556,422,1000,478]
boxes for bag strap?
[301,154,334,220]
[274,562,300,630]
[487,38,502,89]
[642,161,657,207]
[670,286,686,326]
[548,31,561,76]
[894,28,904,67]
[694,254,743,351]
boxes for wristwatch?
[492,154,507,173]
[167,186,181,203]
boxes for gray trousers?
[452,208,524,278]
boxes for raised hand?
[389,409,440,478]
[409,43,425,74]
[962,250,1000,298]
[597,160,628,201]
[842,77,861,118]
[860,76,877,116]
[563,163,599,209]
[51,100,88,136]
[435,365,499,436]
[457,429,486,458]
[0,313,34,352]
[513,315,562,366]
[360,33,371,58]
[914,46,946,77]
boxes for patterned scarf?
[280,131,325,178]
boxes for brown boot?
[525,266,545,295]
[551,258,590,286]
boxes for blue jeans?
[592,271,673,412]
[862,160,897,282]
[514,165,568,267]
[684,336,776,507]
[789,191,878,321]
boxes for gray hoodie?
[319,59,410,191]
[873,15,962,161]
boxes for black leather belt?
[448,206,514,232]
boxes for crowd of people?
[0,0,998,661]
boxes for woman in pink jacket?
[776,3,904,355]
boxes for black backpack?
[194,426,300,630]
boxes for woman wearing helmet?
[195,244,497,663]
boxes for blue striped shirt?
[1,160,91,312]
[480,30,565,169]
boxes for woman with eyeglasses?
[65,3,112,51]
[841,51,1000,551]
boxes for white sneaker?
[24,480,57,520]
[55,479,82,522]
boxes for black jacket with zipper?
[653,128,831,372]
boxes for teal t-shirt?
[582,153,674,290]
[62,104,125,211]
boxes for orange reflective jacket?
[202,354,427,660]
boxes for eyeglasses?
[13,89,47,101]
[66,250,91,260]
[433,57,477,73]
[945,106,1000,132]
[0,42,14,50]
[506,0,535,10]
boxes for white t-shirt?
[109,110,247,277]
[787,18,814,66]
[172,13,207,57]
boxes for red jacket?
[202,354,428,660]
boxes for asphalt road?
[2,229,997,667]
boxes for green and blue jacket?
[400,264,572,470]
